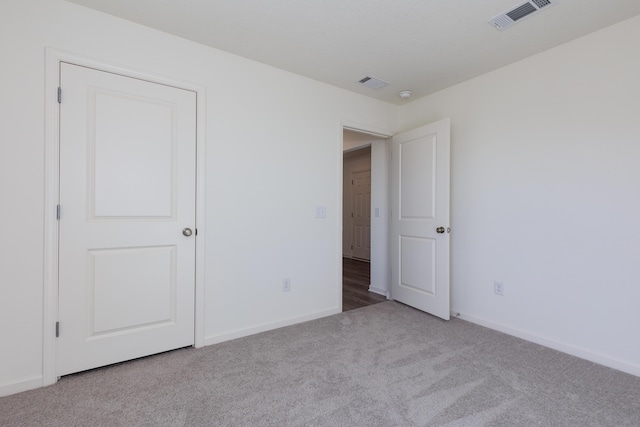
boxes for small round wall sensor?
[398,90,413,99]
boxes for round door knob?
[182,228,193,237]
[436,227,445,234]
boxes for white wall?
[0,0,397,395]
[398,16,640,376]
[369,140,390,297]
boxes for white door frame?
[43,48,207,386]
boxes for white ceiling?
[66,0,640,105]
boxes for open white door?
[57,63,197,376]
[390,118,450,320]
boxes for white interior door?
[390,118,450,320]
[352,170,371,260]
[57,62,197,376]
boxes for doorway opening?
[342,129,389,311]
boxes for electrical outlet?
[494,281,504,296]
[282,278,291,292]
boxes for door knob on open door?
[182,228,193,237]
[436,227,445,234]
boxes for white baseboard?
[368,285,389,298]
[452,309,640,378]
[0,375,42,397]
[204,307,341,346]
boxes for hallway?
[342,258,387,312]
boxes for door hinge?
[195,228,198,236]
[55,321,59,338]
[351,212,353,218]
[56,205,61,220]
[57,87,62,104]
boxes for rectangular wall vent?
[356,76,390,90]
[488,0,558,31]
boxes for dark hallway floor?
[342,257,387,312]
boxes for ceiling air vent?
[488,0,558,31]
[356,76,390,90]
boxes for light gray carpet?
[2,301,639,426]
